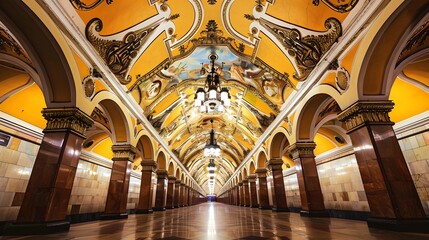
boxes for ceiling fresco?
[64,0,362,193]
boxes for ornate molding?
[337,101,395,132]
[85,18,163,84]
[42,107,94,137]
[266,158,283,170]
[156,169,169,177]
[254,17,342,81]
[69,0,112,11]
[112,144,137,162]
[141,159,157,172]
[398,20,429,65]
[288,142,316,159]
[0,28,32,66]
[191,20,234,45]
[312,0,359,13]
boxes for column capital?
[175,180,181,184]
[156,169,168,178]
[267,159,283,170]
[255,168,267,177]
[141,160,157,172]
[180,183,186,187]
[337,100,394,132]
[112,144,136,162]
[238,182,243,186]
[289,142,316,159]
[248,174,256,182]
[168,176,176,183]
[242,179,249,185]
[42,107,93,137]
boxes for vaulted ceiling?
[60,0,360,193]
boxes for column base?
[135,209,153,214]
[166,206,174,209]
[272,207,289,212]
[367,218,429,233]
[174,205,180,208]
[3,220,70,235]
[259,206,271,210]
[250,205,259,208]
[300,210,330,217]
[153,207,166,211]
[100,213,128,220]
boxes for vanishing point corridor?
[3,202,429,240]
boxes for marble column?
[289,142,328,217]
[243,180,250,207]
[267,159,289,212]
[154,169,168,211]
[338,101,429,231]
[136,160,157,214]
[255,168,270,209]
[180,183,186,207]
[166,176,176,209]
[188,187,192,206]
[248,175,259,208]
[238,182,244,206]
[174,180,181,208]
[5,108,93,235]
[102,144,137,220]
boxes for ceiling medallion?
[335,67,350,92]
[194,53,231,114]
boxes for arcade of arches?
[1,0,429,236]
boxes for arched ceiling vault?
[38,0,378,194]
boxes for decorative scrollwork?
[207,0,217,5]
[191,20,234,45]
[312,0,358,13]
[0,28,32,66]
[86,18,161,84]
[398,20,429,64]
[70,0,113,11]
[260,17,342,81]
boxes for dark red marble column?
[338,101,429,232]
[180,183,186,207]
[255,168,270,209]
[188,187,192,206]
[289,142,328,217]
[102,144,137,219]
[166,176,176,209]
[248,175,259,208]
[174,180,181,208]
[243,180,250,207]
[136,160,157,214]
[154,170,168,211]
[267,159,289,212]
[5,108,93,235]
[238,182,244,206]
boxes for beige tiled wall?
[68,160,111,215]
[317,155,369,212]
[127,176,141,210]
[397,126,429,215]
[283,173,301,208]
[0,136,38,221]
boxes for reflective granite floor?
[3,202,429,240]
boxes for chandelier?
[204,119,221,157]
[194,53,231,113]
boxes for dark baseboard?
[327,209,370,221]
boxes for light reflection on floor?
[3,202,429,239]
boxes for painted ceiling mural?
[67,0,361,193]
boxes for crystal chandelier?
[204,120,221,157]
[194,53,231,113]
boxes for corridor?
[3,202,429,240]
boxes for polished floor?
[3,202,429,240]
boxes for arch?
[175,168,181,179]
[249,161,256,174]
[167,161,174,175]
[137,135,154,160]
[181,173,185,182]
[97,99,131,143]
[269,132,290,160]
[156,151,167,170]
[257,151,267,169]
[0,1,85,108]
[243,168,248,179]
[295,94,334,141]
[346,0,429,105]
